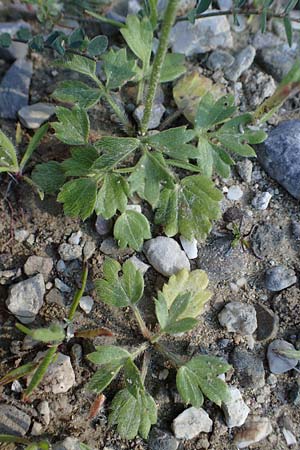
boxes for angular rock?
[95,215,113,235]
[83,240,96,260]
[222,387,250,428]
[264,265,297,292]
[207,50,234,71]
[144,237,190,277]
[6,274,45,323]
[218,302,257,335]
[258,120,300,199]
[250,223,284,259]
[172,407,212,439]
[127,255,150,275]
[252,192,272,210]
[225,45,256,82]
[234,416,272,448]
[134,103,165,130]
[231,348,265,388]
[29,352,75,394]
[0,58,32,119]
[227,185,243,201]
[55,278,71,293]
[68,230,82,245]
[0,404,31,436]
[100,237,134,257]
[257,44,298,81]
[267,339,298,374]
[255,304,279,341]
[148,428,179,450]
[18,103,55,129]
[37,401,51,426]
[236,159,253,183]
[52,437,81,450]
[58,243,82,261]
[24,255,53,279]
[169,14,233,56]
[252,31,283,50]
[179,236,198,259]
[79,296,94,314]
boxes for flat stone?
[68,230,82,245]
[234,416,272,448]
[218,302,257,335]
[143,237,190,277]
[148,428,179,450]
[265,265,297,292]
[0,404,31,436]
[83,240,96,260]
[79,296,94,314]
[222,387,250,428]
[267,339,298,374]
[169,14,233,56]
[134,103,165,130]
[257,44,298,80]
[251,223,285,259]
[100,237,134,257]
[255,304,279,341]
[179,236,198,259]
[37,401,51,426]
[258,120,300,199]
[6,274,45,323]
[231,348,265,388]
[172,407,212,439]
[29,352,75,394]
[0,58,32,119]
[207,50,234,71]
[225,45,256,82]
[95,215,113,235]
[18,103,55,129]
[252,31,283,49]
[55,278,71,293]
[24,255,53,279]
[227,185,243,201]
[127,255,150,275]
[58,243,82,261]
[252,192,272,210]
[0,20,31,61]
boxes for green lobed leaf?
[163,317,198,334]
[120,15,152,67]
[195,93,236,130]
[114,389,142,440]
[143,126,195,155]
[154,292,169,330]
[160,53,186,83]
[103,48,137,90]
[31,161,66,195]
[52,80,102,109]
[61,146,99,177]
[87,362,123,393]
[114,211,151,250]
[29,35,44,52]
[128,151,174,207]
[138,391,157,439]
[68,28,85,49]
[124,358,144,398]
[16,28,32,41]
[0,33,12,48]
[87,346,131,365]
[52,106,90,145]
[93,137,140,171]
[57,54,96,78]
[0,130,18,173]
[95,173,129,219]
[57,178,97,220]
[176,366,204,407]
[87,35,108,56]
[196,137,234,178]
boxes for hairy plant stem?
[153,342,184,368]
[131,342,150,359]
[140,0,180,135]
[68,262,88,321]
[132,306,152,340]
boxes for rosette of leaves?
[85,258,231,440]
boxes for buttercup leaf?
[57,178,97,220]
[52,106,90,145]
[95,173,129,219]
[114,211,151,250]
[53,80,102,109]
[32,162,66,195]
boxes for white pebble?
[252,192,272,210]
[180,236,198,259]
[227,185,243,201]
[79,296,94,314]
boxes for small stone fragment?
[227,185,243,201]
[11,380,23,392]
[172,407,212,439]
[234,416,272,449]
[79,296,94,314]
[24,255,53,279]
[252,192,272,210]
[267,339,298,374]
[218,302,257,335]
[225,45,256,82]
[282,428,297,446]
[231,348,265,388]
[222,386,250,428]
[127,256,150,275]
[95,215,113,235]
[236,159,253,183]
[148,428,179,450]
[18,103,55,129]
[134,103,165,130]
[179,236,198,259]
[52,437,81,450]
[207,50,234,71]
[31,421,43,436]
[144,237,190,277]
[14,228,30,242]
[83,240,96,260]
[37,401,51,426]
[29,352,75,394]
[56,260,66,273]
[54,278,71,293]
[100,237,134,257]
[257,44,296,81]
[68,230,82,245]
[58,243,82,261]
[6,274,45,323]
[264,265,297,292]
[0,404,31,436]
[255,304,278,341]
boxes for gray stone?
[236,159,253,183]
[79,296,94,314]
[58,243,82,261]
[127,255,150,275]
[218,302,257,335]
[55,278,71,293]
[252,31,283,50]
[255,304,279,341]
[56,260,66,273]
[144,237,190,277]
[251,223,284,259]
[217,0,232,9]
[172,407,212,439]
[95,215,113,235]
[14,228,30,242]
[291,220,300,240]
[225,45,256,82]
[257,44,298,81]
[83,240,96,260]
[68,230,82,245]
[258,120,300,199]
[52,437,81,450]
[234,417,272,449]
[29,352,75,394]
[46,288,64,306]
[0,404,31,436]
[227,185,243,201]
[100,237,134,257]
[222,387,250,428]
[0,20,31,61]
[267,339,298,374]
[169,14,233,56]
[6,274,45,323]
[265,265,297,292]
[148,428,179,450]
[0,58,32,119]
[18,103,55,129]
[37,401,50,426]
[179,236,198,259]
[231,348,265,388]
[24,255,53,279]
[31,421,43,436]
[252,192,272,210]
[207,50,234,71]
[134,103,165,130]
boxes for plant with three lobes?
[86,258,231,440]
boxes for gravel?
[6,274,45,323]
[79,296,94,314]
[255,304,279,341]
[234,416,273,449]
[179,236,198,259]
[267,339,298,374]
[144,237,190,276]
[0,405,31,436]
[148,428,179,450]
[58,243,82,261]
[264,265,297,291]
[37,401,51,426]
[218,302,257,335]
[172,407,212,439]
[206,50,234,71]
[224,45,256,81]
[227,185,243,201]
[134,103,166,130]
[52,437,82,450]
[231,348,265,388]
[236,159,253,183]
[252,192,272,210]
[24,255,53,279]
[222,386,250,428]
[95,215,113,235]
